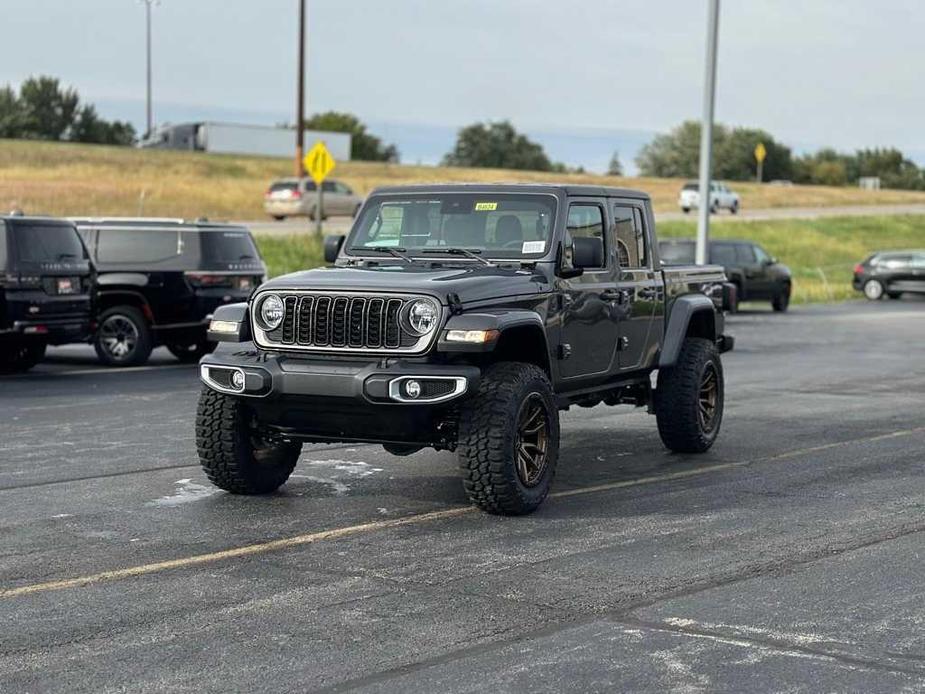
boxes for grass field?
[5,139,925,220]
[253,215,925,304]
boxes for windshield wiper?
[421,248,494,266]
[356,246,413,264]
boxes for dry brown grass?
[4,139,925,220]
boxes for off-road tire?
[0,341,46,374]
[655,337,724,453]
[457,362,559,515]
[196,387,302,494]
[772,284,791,312]
[166,340,216,363]
[94,305,153,367]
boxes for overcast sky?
[3,0,923,164]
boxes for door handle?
[600,289,630,303]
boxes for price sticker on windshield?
[474,202,498,211]
[522,241,545,254]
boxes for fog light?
[404,379,422,399]
[231,370,245,390]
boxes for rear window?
[682,183,699,191]
[96,229,180,264]
[199,231,260,264]
[659,241,695,265]
[11,222,86,263]
[269,182,298,193]
[269,180,317,193]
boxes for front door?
[612,203,661,371]
[558,199,620,381]
[740,243,775,299]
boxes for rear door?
[612,201,661,371]
[558,198,620,381]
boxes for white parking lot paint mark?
[51,514,73,519]
[289,474,350,496]
[149,478,220,507]
[289,460,383,496]
[2,425,923,600]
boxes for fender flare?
[659,295,718,368]
[437,309,546,353]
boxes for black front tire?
[772,284,791,312]
[94,306,153,367]
[457,362,559,515]
[0,341,46,374]
[196,387,302,494]
[272,215,286,221]
[730,201,739,214]
[166,340,216,363]
[655,338,724,453]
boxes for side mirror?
[323,234,345,263]
[764,257,776,266]
[573,237,604,269]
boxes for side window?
[322,181,337,193]
[0,221,6,268]
[912,253,925,268]
[710,244,738,266]
[612,205,648,268]
[736,244,757,263]
[335,182,352,195]
[96,230,180,264]
[566,203,605,269]
[753,245,771,264]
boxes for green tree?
[303,111,398,162]
[607,150,624,176]
[442,120,553,171]
[636,120,793,181]
[18,76,79,140]
[0,85,25,138]
[70,105,136,146]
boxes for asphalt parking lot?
[2,300,923,692]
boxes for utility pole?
[695,0,720,266]
[295,0,306,177]
[142,0,158,138]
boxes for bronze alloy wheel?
[515,392,550,487]
[698,363,719,433]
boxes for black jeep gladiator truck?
[197,184,734,515]
[0,216,93,373]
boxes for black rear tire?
[457,362,559,515]
[655,338,724,453]
[166,339,216,363]
[195,387,302,494]
[94,306,153,367]
[0,341,46,374]
[272,215,286,221]
[887,292,902,300]
[772,284,791,312]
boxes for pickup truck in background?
[679,181,740,214]
[197,184,734,515]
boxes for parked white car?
[679,181,740,214]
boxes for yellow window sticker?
[474,202,498,211]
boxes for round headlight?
[258,294,285,330]
[404,299,439,336]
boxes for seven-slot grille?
[256,292,436,353]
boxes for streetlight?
[295,0,306,177]
[141,0,159,139]
[695,0,720,265]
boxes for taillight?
[853,263,864,275]
[291,190,302,199]
[185,272,232,288]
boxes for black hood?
[259,263,553,305]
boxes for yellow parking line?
[2,426,922,600]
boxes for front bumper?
[199,345,480,405]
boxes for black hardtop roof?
[368,183,651,200]
[69,217,251,233]
[1,215,77,227]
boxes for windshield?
[682,183,699,191]
[659,241,695,265]
[199,230,260,263]
[11,223,87,263]
[347,193,556,259]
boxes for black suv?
[853,250,925,300]
[73,219,266,366]
[0,216,93,373]
[659,238,792,311]
[197,184,734,515]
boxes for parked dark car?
[659,238,792,311]
[0,216,93,373]
[853,251,925,300]
[73,219,266,366]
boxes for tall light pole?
[295,0,306,177]
[695,0,720,265]
[142,0,158,138]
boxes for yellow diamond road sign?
[304,141,336,185]
[754,142,767,163]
